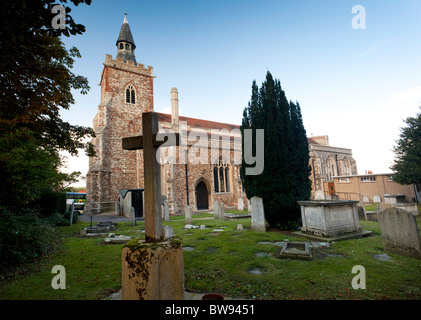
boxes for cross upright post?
[142,112,162,242]
[122,112,179,242]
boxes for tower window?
[126,84,135,104]
[125,43,130,50]
[119,43,123,50]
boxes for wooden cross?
[122,112,180,242]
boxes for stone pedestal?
[121,237,185,300]
[296,200,371,241]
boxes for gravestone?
[130,207,136,226]
[314,190,325,200]
[219,202,225,219]
[162,226,174,239]
[185,206,192,225]
[163,199,170,222]
[378,207,421,259]
[295,200,372,241]
[213,200,220,219]
[279,241,312,260]
[250,196,266,232]
[247,199,251,212]
[357,202,367,220]
[373,195,381,203]
[238,198,244,211]
[121,112,184,300]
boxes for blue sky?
[59,0,421,185]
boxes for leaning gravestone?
[250,196,266,232]
[357,202,367,220]
[378,207,421,259]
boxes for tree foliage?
[241,71,311,229]
[0,0,95,157]
[0,0,92,270]
[0,0,94,206]
[391,107,421,185]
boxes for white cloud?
[357,39,393,57]
[388,86,421,104]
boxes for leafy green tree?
[0,0,94,206]
[0,0,94,156]
[241,72,311,229]
[0,0,93,270]
[391,107,421,184]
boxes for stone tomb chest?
[297,200,362,238]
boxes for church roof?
[116,15,136,48]
[157,112,324,146]
[307,137,320,145]
[156,113,240,131]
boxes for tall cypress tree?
[290,101,312,203]
[241,72,311,229]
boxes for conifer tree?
[241,72,311,229]
[391,107,421,184]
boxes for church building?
[85,16,358,216]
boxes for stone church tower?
[86,15,154,214]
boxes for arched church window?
[213,160,230,193]
[125,43,130,50]
[119,43,123,50]
[125,84,135,104]
[326,156,337,181]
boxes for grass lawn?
[1,214,420,300]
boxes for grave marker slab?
[378,207,421,259]
[185,206,192,224]
[250,196,266,232]
[238,198,244,211]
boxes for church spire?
[116,13,137,65]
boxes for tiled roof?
[157,112,319,145]
[307,137,320,145]
[116,17,136,47]
[156,113,240,131]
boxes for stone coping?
[224,213,251,220]
[293,230,373,242]
[297,200,359,207]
